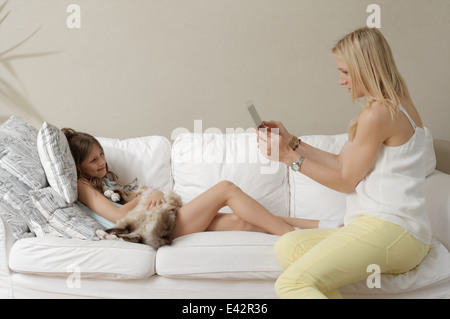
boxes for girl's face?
[334,55,363,98]
[79,143,107,179]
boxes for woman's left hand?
[144,190,166,209]
[256,126,293,165]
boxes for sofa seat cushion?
[9,236,156,279]
[156,231,282,280]
[341,239,450,296]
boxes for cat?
[103,178,146,204]
[105,189,181,249]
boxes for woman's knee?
[274,231,303,269]
[275,273,327,299]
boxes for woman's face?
[79,143,107,179]
[334,55,363,98]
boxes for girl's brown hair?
[62,128,118,194]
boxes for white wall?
[1,0,449,147]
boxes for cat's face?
[123,177,139,192]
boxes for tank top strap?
[385,99,418,131]
[399,104,418,130]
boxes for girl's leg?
[206,213,266,233]
[171,180,295,239]
[280,217,319,229]
[274,216,429,299]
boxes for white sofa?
[0,118,449,299]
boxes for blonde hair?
[332,27,411,140]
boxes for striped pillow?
[0,116,47,190]
[37,122,78,204]
[30,187,101,240]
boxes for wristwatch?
[291,156,305,172]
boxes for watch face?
[292,162,300,171]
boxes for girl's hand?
[144,190,166,210]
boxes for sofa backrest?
[289,134,348,222]
[171,133,290,217]
[98,136,173,192]
[100,129,437,223]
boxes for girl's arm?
[77,179,140,223]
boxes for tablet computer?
[244,100,266,129]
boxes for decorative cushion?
[37,122,78,204]
[0,168,62,238]
[0,116,47,190]
[30,187,101,240]
[0,201,31,239]
[97,135,172,191]
[172,133,290,216]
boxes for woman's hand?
[262,120,294,140]
[144,190,166,210]
[256,121,296,165]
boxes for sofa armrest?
[0,215,16,298]
[424,170,450,250]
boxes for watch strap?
[288,136,301,151]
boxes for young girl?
[257,27,432,298]
[62,128,332,240]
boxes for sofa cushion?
[0,116,47,190]
[341,240,450,296]
[172,133,290,216]
[290,134,348,221]
[0,168,63,239]
[97,136,172,192]
[9,236,156,279]
[37,122,78,204]
[30,187,101,240]
[156,231,282,279]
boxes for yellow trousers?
[274,216,429,298]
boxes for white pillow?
[289,134,348,221]
[172,133,290,217]
[97,136,172,192]
[37,122,78,204]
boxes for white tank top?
[344,105,432,245]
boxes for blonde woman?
[258,27,432,298]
